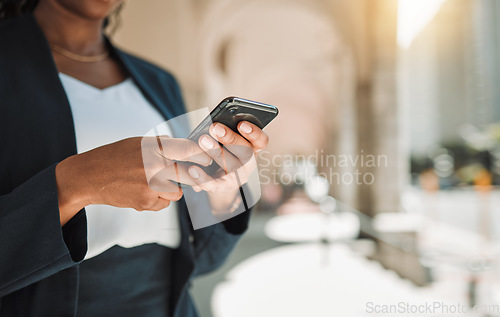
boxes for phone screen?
[187,97,278,142]
[186,97,278,175]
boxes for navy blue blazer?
[0,13,250,317]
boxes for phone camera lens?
[228,107,238,114]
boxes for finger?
[209,123,254,164]
[148,161,202,190]
[155,137,212,166]
[156,185,183,202]
[188,165,218,193]
[148,197,171,211]
[189,165,245,194]
[237,121,269,152]
[217,167,248,189]
[198,134,242,175]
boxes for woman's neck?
[33,0,106,55]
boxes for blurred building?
[401,0,500,156]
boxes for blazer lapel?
[1,13,77,187]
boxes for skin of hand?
[188,121,269,213]
[56,121,268,225]
[55,137,212,225]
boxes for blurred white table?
[264,212,360,243]
[212,243,461,317]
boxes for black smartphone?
[188,96,278,142]
[187,97,278,174]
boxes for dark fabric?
[77,244,174,317]
[0,13,251,317]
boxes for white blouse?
[59,73,181,260]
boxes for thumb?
[156,137,213,166]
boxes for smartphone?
[187,97,278,174]
[188,97,278,142]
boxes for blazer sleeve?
[182,187,251,278]
[192,213,250,277]
[0,164,87,297]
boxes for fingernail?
[240,122,252,134]
[214,124,226,137]
[189,167,199,179]
[201,136,214,149]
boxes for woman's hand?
[55,137,212,225]
[187,121,269,213]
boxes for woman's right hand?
[55,137,212,226]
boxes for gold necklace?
[49,43,109,63]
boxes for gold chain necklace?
[49,43,109,63]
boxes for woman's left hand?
[187,121,269,211]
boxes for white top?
[59,73,181,259]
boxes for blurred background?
[114,0,500,316]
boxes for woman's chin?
[55,0,123,20]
